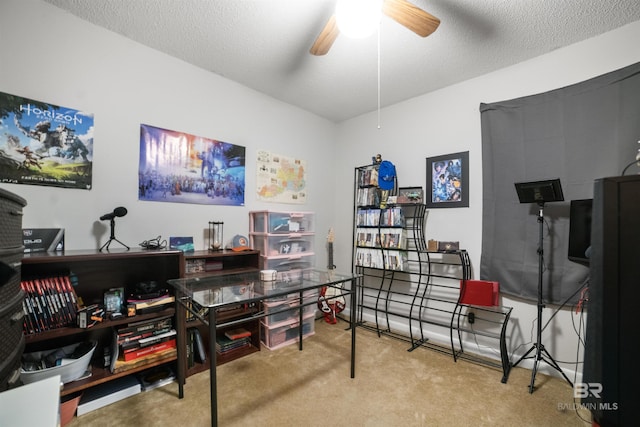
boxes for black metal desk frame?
[168,270,359,427]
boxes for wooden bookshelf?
[21,249,182,397]
[177,250,261,378]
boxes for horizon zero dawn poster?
[139,124,246,206]
[0,91,93,189]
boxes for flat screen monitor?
[568,198,593,265]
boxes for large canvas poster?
[138,124,245,206]
[256,150,307,204]
[0,91,93,189]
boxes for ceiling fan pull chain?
[377,21,381,130]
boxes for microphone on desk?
[99,206,128,221]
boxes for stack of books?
[216,328,252,355]
[110,316,177,373]
[126,293,175,315]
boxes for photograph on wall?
[256,150,307,204]
[138,124,245,206]
[426,151,469,208]
[0,91,93,189]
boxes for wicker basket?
[0,188,27,250]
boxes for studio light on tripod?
[512,178,573,393]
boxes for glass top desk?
[167,269,360,427]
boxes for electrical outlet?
[468,311,475,324]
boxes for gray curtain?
[480,61,640,305]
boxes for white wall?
[3,0,639,382]
[0,0,336,261]
[332,20,640,380]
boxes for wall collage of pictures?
[1,91,308,208]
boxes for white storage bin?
[260,313,315,350]
[250,211,315,234]
[21,340,97,384]
[251,233,314,257]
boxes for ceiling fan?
[310,0,440,56]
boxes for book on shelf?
[216,335,251,354]
[224,327,252,340]
[185,299,208,322]
[192,328,207,363]
[117,316,173,338]
[129,295,175,314]
[187,328,194,368]
[122,338,177,362]
[112,347,177,374]
[120,329,176,352]
[110,316,175,372]
[186,328,207,366]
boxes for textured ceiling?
[43,0,640,122]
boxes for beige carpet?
[67,319,590,426]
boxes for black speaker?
[583,175,640,426]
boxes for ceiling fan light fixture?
[335,0,383,39]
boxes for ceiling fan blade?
[382,0,440,37]
[310,14,340,56]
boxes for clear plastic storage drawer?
[250,211,315,234]
[251,233,314,257]
[262,253,315,272]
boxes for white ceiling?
[43,0,640,123]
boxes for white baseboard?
[352,310,581,386]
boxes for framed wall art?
[139,124,246,206]
[426,151,469,208]
[0,91,94,189]
[397,187,424,204]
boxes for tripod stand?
[512,202,573,393]
[100,217,130,251]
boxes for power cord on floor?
[508,277,589,366]
[572,294,592,425]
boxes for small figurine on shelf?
[372,153,382,165]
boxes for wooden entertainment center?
[19,248,261,402]
[21,249,181,398]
